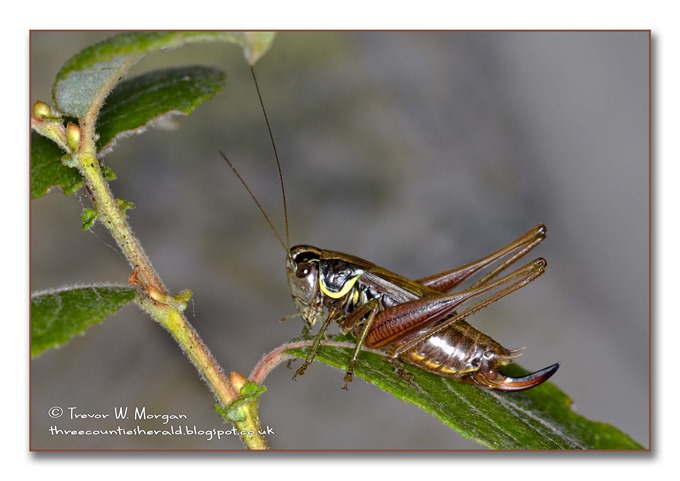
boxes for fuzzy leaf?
[31,131,83,198]
[31,285,137,357]
[53,31,274,117]
[96,66,226,153]
[33,65,227,197]
[286,334,643,450]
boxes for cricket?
[222,67,559,392]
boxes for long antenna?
[220,150,287,252]
[250,65,290,250]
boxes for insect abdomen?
[395,320,513,377]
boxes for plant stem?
[249,338,365,385]
[137,297,238,406]
[72,77,269,449]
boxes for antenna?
[250,65,290,250]
[220,150,287,252]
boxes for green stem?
[69,69,269,449]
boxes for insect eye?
[296,262,312,278]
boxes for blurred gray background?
[30,31,649,449]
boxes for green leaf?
[33,63,228,198]
[239,32,276,65]
[115,198,135,216]
[287,334,644,450]
[81,208,97,230]
[31,285,137,357]
[53,31,275,117]
[96,66,226,153]
[31,131,83,199]
[224,381,267,423]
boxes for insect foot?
[342,372,353,390]
[292,366,306,381]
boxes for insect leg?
[293,306,340,381]
[367,258,546,354]
[417,224,546,293]
[282,320,310,369]
[340,301,380,389]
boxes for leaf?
[96,66,226,154]
[53,31,275,117]
[32,65,226,197]
[239,32,276,65]
[80,208,97,230]
[31,131,83,199]
[286,334,644,450]
[31,285,137,357]
[223,381,267,423]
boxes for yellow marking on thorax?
[319,273,362,299]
